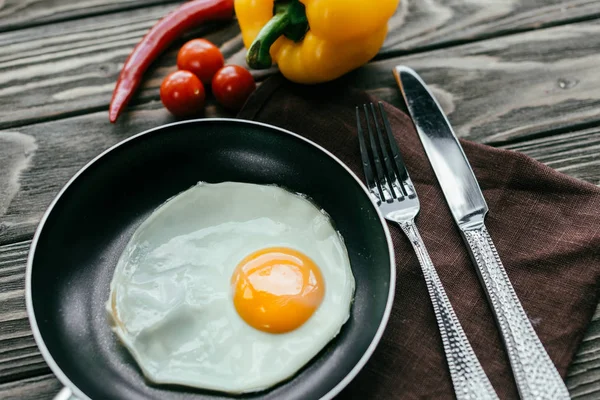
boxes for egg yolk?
[231,247,325,334]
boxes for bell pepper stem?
[247,0,308,69]
[247,12,289,69]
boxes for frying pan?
[26,119,395,400]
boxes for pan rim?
[25,117,396,400]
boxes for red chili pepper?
[109,0,235,123]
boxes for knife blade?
[394,65,570,400]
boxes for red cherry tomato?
[211,65,256,111]
[177,39,224,85]
[160,70,205,118]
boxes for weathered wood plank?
[4,14,600,244]
[503,127,600,185]
[0,99,241,244]
[0,0,181,32]
[566,305,600,399]
[2,2,600,130]
[2,46,600,243]
[4,0,599,39]
[1,1,600,395]
[1,123,599,389]
[0,374,61,400]
[384,0,600,54]
[0,4,246,129]
[0,240,50,383]
[344,19,600,145]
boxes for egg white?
[106,181,355,394]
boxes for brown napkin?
[237,74,600,399]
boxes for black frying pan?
[26,119,395,400]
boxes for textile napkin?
[237,74,600,399]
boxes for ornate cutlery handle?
[399,220,499,400]
[462,225,570,400]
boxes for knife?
[393,65,570,400]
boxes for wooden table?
[1,1,599,398]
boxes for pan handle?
[55,387,80,400]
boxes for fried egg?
[106,181,355,394]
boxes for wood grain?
[502,127,600,185]
[2,0,599,46]
[384,0,600,54]
[2,0,600,397]
[343,19,600,145]
[4,15,600,243]
[0,4,246,129]
[1,122,599,392]
[0,240,50,383]
[567,305,600,399]
[0,0,181,32]
[0,374,61,400]
[2,2,600,130]
[4,0,599,38]
[0,98,249,244]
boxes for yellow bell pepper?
[234,0,399,84]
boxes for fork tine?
[377,102,416,198]
[363,104,392,201]
[369,103,403,199]
[356,106,380,201]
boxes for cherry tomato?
[160,70,205,118]
[177,39,224,85]
[211,65,256,111]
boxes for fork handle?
[399,220,499,400]
[462,225,570,400]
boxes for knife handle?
[399,220,499,400]
[462,225,570,400]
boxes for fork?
[356,102,499,400]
